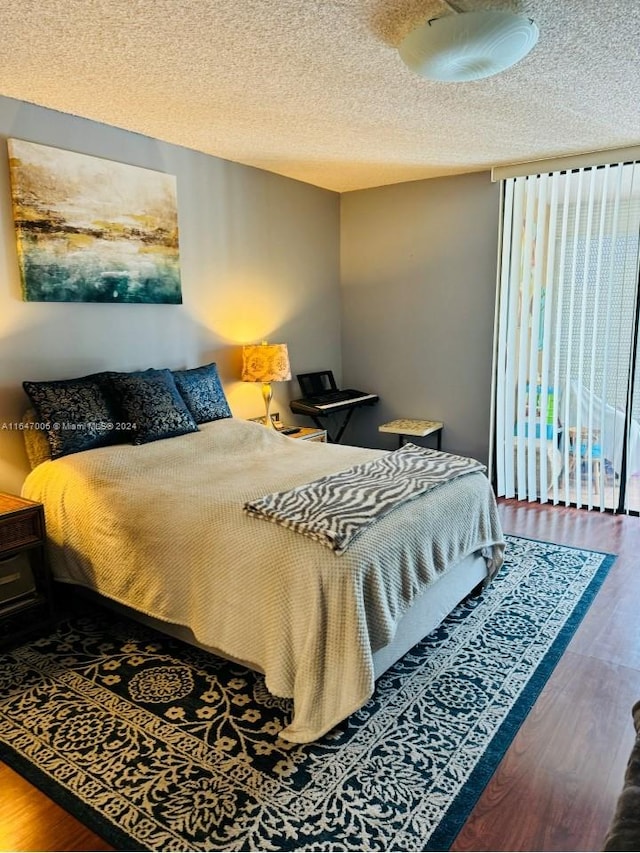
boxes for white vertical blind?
[494,160,640,511]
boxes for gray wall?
[340,172,500,464]
[0,95,503,493]
[0,96,341,493]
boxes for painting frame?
[7,139,182,304]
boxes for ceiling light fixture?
[398,4,539,83]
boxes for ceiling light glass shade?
[398,10,539,82]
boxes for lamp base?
[262,382,277,428]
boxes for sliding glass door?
[493,160,640,511]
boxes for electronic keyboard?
[290,392,378,416]
[309,392,379,410]
[290,370,378,441]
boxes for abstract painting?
[7,139,181,303]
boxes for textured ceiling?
[0,0,638,192]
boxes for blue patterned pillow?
[106,369,199,445]
[23,372,119,459]
[172,362,231,424]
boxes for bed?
[19,367,505,743]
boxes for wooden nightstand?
[288,427,327,443]
[0,492,55,647]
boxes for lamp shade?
[241,342,291,383]
[398,10,539,82]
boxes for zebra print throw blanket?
[244,444,486,554]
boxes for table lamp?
[241,341,291,428]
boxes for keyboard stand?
[308,407,357,443]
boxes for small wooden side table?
[379,418,444,450]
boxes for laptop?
[295,370,377,410]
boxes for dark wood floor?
[1,498,639,852]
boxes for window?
[493,161,640,511]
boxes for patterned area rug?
[0,535,614,852]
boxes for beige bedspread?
[22,418,505,742]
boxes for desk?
[379,418,443,450]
